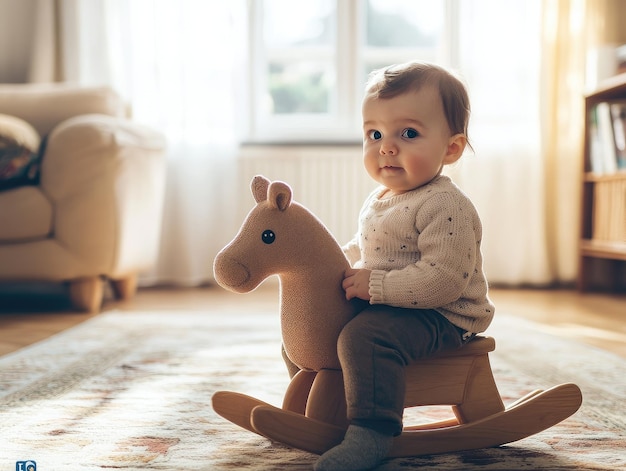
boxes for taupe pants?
[337,305,464,435]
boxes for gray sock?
[314,425,393,471]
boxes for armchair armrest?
[41,114,166,277]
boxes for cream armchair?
[0,84,166,312]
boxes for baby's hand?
[342,268,372,301]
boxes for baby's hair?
[365,62,471,144]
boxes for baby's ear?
[444,134,467,164]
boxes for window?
[246,0,455,143]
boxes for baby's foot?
[314,425,393,471]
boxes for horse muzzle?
[213,252,253,293]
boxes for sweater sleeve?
[369,191,479,309]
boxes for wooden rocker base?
[212,336,583,457]
[250,383,582,456]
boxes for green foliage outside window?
[269,64,330,114]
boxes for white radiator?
[236,145,377,246]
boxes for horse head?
[213,175,295,292]
[213,175,362,370]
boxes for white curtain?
[103,0,247,286]
[31,0,247,286]
[443,0,552,285]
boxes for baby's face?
[362,85,464,196]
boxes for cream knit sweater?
[343,175,495,334]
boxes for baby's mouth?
[380,166,403,177]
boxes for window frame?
[245,0,459,144]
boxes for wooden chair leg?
[110,274,138,300]
[68,276,104,313]
[305,369,349,429]
[282,370,317,414]
[452,354,505,423]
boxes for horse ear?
[268,181,292,211]
[251,175,270,203]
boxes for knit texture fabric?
[314,425,393,471]
[343,175,494,334]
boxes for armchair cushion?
[0,113,43,191]
[0,186,52,242]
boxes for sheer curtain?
[29,0,246,286]
[102,0,247,286]
[444,0,550,285]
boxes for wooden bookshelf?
[578,73,626,292]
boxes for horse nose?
[213,253,251,292]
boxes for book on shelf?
[588,106,603,173]
[592,179,626,242]
[588,100,626,174]
[611,102,626,170]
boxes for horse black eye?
[262,229,275,244]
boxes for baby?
[315,62,495,471]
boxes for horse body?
[213,175,362,371]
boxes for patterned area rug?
[0,303,624,470]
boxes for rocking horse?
[212,175,582,458]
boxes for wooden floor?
[0,282,625,358]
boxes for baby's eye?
[367,130,382,140]
[402,128,419,139]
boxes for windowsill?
[237,142,364,160]
[240,140,362,147]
